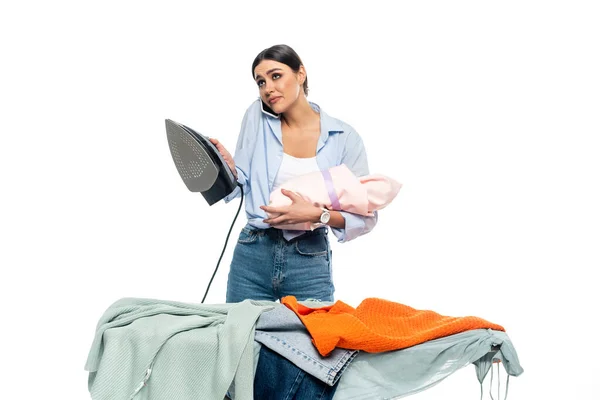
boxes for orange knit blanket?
[281,296,505,356]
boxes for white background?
[1,1,599,399]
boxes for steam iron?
[165,119,237,205]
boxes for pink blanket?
[267,164,402,230]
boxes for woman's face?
[253,60,305,114]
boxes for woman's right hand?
[209,138,237,179]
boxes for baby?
[266,164,402,231]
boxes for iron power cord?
[201,182,244,303]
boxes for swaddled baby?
[266,164,402,231]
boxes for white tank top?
[273,153,320,190]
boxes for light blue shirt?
[225,99,377,243]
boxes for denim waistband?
[245,225,328,241]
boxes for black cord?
[201,182,244,303]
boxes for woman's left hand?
[261,189,321,226]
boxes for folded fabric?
[333,329,524,399]
[254,345,340,400]
[85,298,274,400]
[254,304,357,387]
[281,296,505,357]
[267,164,401,230]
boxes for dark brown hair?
[252,44,309,96]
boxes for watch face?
[320,210,331,224]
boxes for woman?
[210,44,377,303]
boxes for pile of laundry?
[84,297,523,400]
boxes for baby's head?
[359,175,402,212]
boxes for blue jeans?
[226,225,334,303]
[255,305,357,386]
[254,345,340,400]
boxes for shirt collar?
[259,99,346,140]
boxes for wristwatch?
[319,207,331,224]
[310,208,331,231]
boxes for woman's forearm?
[327,211,345,229]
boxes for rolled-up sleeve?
[332,210,378,242]
[330,130,378,242]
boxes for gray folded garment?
[332,328,524,399]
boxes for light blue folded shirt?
[333,328,524,399]
[224,99,377,242]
